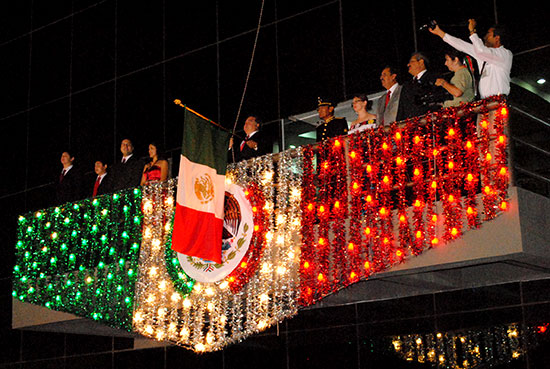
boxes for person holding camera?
[429,19,512,99]
[435,49,475,108]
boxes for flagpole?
[173,99,245,141]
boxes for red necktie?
[60,169,66,183]
[384,90,391,107]
[122,157,127,164]
[240,136,249,151]
[93,176,101,197]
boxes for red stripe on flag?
[172,203,223,264]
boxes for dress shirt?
[242,131,259,150]
[122,154,133,163]
[60,165,73,180]
[414,69,427,81]
[443,33,512,98]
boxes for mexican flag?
[171,108,230,264]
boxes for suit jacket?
[396,70,439,122]
[376,84,402,126]
[316,117,348,142]
[229,131,271,163]
[92,173,113,197]
[56,166,83,205]
[111,155,144,192]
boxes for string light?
[13,98,510,353]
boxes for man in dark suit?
[316,97,348,142]
[92,159,113,197]
[56,151,83,204]
[376,65,403,126]
[396,52,443,122]
[228,115,271,163]
[111,138,143,191]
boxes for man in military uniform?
[316,97,348,142]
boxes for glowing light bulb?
[257,320,268,330]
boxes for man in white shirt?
[430,20,513,187]
[429,19,512,98]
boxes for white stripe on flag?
[176,155,225,220]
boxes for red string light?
[298,97,509,307]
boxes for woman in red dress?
[140,142,169,185]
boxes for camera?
[419,20,438,31]
[415,80,451,108]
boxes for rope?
[230,0,265,162]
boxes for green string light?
[13,187,143,331]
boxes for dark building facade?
[2,0,550,368]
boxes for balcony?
[12,96,550,354]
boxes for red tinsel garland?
[298,97,509,307]
[227,181,269,293]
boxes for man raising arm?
[429,19,512,99]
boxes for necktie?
[240,136,249,151]
[122,157,127,164]
[60,169,66,183]
[384,90,391,107]
[93,176,101,197]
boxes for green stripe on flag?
[182,109,230,175]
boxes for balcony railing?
[13,97,512,352]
